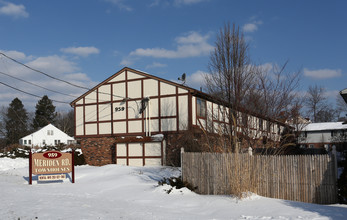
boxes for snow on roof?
[301,122,347,131]
[340,88,347,103]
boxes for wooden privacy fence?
[181,150,338,204]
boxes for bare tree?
[205,23,301,152]
[304,85,339,122]
[55,110,74,137]
[205,23,257,152]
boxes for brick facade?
[80,137,115,166]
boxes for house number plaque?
[115,107,125,112]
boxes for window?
[42,140,46,145]
[277,125,281,135]
[55,140,60,145]
[267,121,271,133]
[242,113,248,127]
[258,118,263,130]
[47,130,54,136]
[197,98,206,118]
[28,140,31,145]
[24,140,27,145]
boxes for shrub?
[158,176,197,194]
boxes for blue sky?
[0,0,346,111]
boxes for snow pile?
[1,157,347,219]
[0,157,28,171]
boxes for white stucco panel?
[116,143,126,156]
[128,101,141,119]
[113,121,126,134]
[76,99,83,105]
[128,143,142,156]
[178,88,188,94]
[150,119,159,132]
[85,91,97,104]
[192,96,196,125]
[85,105,97,122]
[160,82,176,95]
[127,71,145,80]
[128,80,142,99]
[98,85,111,102]
[144,79,158,97]
[128,120,142,133]
[117,159,127,165]
[99,104,111,121]
[179,95,188,131]
[112,82,126,101]
[85,123,97,135]
[128,159,143,166]
[113,103,126,120]
[145,159,161,166]
[109,71,125,82]
[161,118,177,131]
[75,106,84,136]
[160,97,176,117]
[99,122,111,135]
[145,143,161,156]
[148,98,159,118]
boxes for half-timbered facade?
[71,67,286,166]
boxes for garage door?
[115,141,163,166]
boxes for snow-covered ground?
[1,157,347,220]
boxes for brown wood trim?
[141,79,144,135]
[75,130,184,139]
[111,84,114,135]
[158,81,161,132]
[161,141,163,165]
[116,156,162,159]
[73,93,190,107]
[115,143,118,164]
[84,115,177,124]
[211,102,214,133]
[83,97,86,136]
[188,93,192,131]
[74,105,76,137]
[126,143,129,165]
[176,86,179,132]
[142,143,145,166]
[97,87,99,136]
[104,76,151,85]
[125,69,129,134]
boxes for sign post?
[29,150,74,185]
[29,150,32,185]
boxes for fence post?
[248,147,253,156]
[332,145,338,203]
[332,145,338,181]
[181,147,184,180]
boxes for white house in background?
[298,122,347,150]
[19,124,76,147]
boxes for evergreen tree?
[33,95,57,129]
[5,98,29,145]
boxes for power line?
[0,81,70,104]
[0,70,75,98]
[0,70,109,102]
[0,52,89,90]
[0,52,126,100]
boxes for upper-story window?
[258,118,263,130]
[197,98,206,118]
[267,121,271,133]
[242,113,248,127]
[47,130,54,136]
